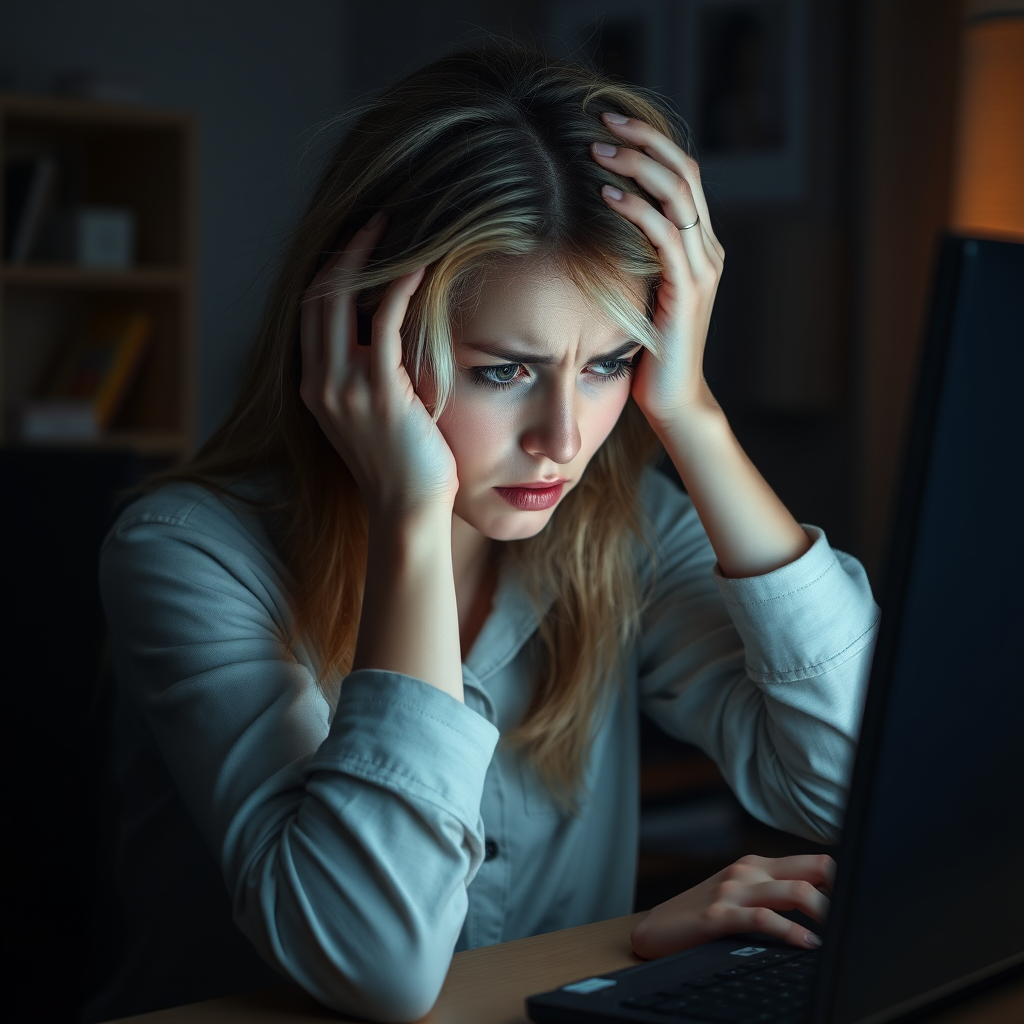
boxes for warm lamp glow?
[950,16,1024,238]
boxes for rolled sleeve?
[231,671,499,1023]
[637,472,879,843]
[317,670,498,827]
[713,527,878,690]
[100,488,499,1022]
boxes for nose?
[520,377,582,465]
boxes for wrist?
[654,391,729,456]
[368,508,453,560]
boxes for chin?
[457,502,559,542]
[486,515,557,541]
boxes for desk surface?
[111,913,1024,1024]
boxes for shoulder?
[104,476,279,561]
[100,476,292,615]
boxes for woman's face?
[432,260,644,542]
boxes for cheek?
[580,386,632,458]
[436,389,519,483]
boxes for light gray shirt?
[92,467,878,1022]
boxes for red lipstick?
[494,480,567,511]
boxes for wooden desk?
[108,914,1024,1024]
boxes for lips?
[494,482,566,511]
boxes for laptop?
[526,234,1024,1024]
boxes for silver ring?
[680,215,700,231]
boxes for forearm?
[658,393,811,579]
[353,511,463,700]
[230,671,498,1021]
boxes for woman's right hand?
[300,212,459,520]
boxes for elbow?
[777,785,846,846]
[232,821,466,1021]
[318,971,443,1024]
[238,892,453,1023]
[256,921,451,1023]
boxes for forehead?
[456,259,643,355]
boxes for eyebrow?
[461,339,641,365]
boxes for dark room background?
[2,1,1021,1021]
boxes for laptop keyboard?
[620,948,819,1023]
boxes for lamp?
[949,4,1024,238]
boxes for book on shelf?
[3,156,57,262]
[21,311,153,441]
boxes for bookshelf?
[0,93,195,458]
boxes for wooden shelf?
[1,92,195,456]
[8,430,188,457]
[0,92,191,129]
[1,264,186,290]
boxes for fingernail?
[366,209,386,229]
[603,111,628,124]
[593,142,617,157]
[805,932,823,947]
[602,185,624,201]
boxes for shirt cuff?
[310,669,500,826]
[712,526,879,684]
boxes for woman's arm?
[355,509,463,700]
[301,213,463,699]
[657,407,811,578]
[591,113,810,578]
[635,473,877,843]
[100,499,498,1023]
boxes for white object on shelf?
[20,400,100,440]
[76,207,136,267]
[47,206,137,267]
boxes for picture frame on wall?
[542,0,808,209]
[678,0,809,207]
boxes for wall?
[347,0,541,91]
[854,0,962,577]
[0,0,350,442]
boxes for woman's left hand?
[631,854,835,960]
[590,112,725,434]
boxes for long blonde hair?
[155,39,694,798]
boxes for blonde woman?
[93,40,878,1024]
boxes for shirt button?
[484,839,499,861]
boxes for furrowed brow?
[462,339,641,364]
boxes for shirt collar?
[464,558,555,685]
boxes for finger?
[759,854,837,894]
[369,265,427,392]
[711,904,824,950]
[600,112,725,263]
[737,880,831,924]
[322,212,389,384]
[599,185,695,309]
[591,142,710,274]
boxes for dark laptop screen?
[816,236,1024,1024]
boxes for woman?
[93,39,878,1024]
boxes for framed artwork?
[677,0,809,206]
[543,0,809,208]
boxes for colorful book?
[21,311,153,440]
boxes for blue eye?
[471,364,524,389]
[588,358,635,380]
[468,353,638,391]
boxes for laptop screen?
[815,236,1024,1024]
